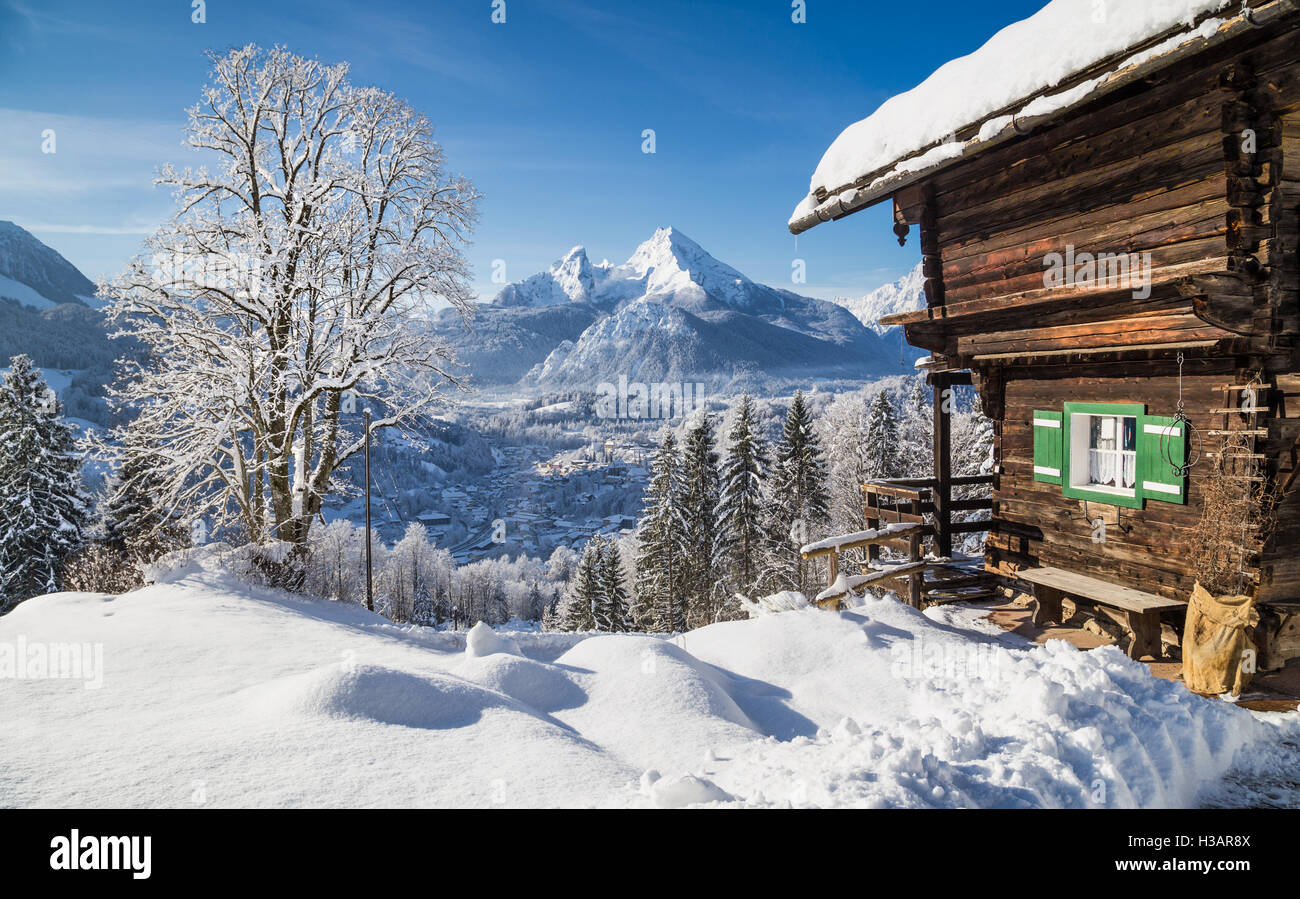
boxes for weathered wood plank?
[1019,566,1188,614]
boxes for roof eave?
[789,0,1296,236]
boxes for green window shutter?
[1139,414,1187,504]
[1032,410,1063,484]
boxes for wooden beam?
[799,522,934,559]
[933,370,953,559]
[879,256,1234,327]
[970,339,1224,362]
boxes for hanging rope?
[1161,352,1201,477]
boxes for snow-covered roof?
[789,0,1282,234]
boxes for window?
[1070,412,1136,495]
[1032,401,1186,507]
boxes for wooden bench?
[1017,566,1186,661]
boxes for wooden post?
[865,488,880,567]
[1030,585,1063,627]
[827,552,839,592]
[930,371,953,559]
[907,528,923,609]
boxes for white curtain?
[1089,450,1136,489]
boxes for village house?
[792,1,1300,675]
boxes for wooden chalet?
[792,0,1300,668]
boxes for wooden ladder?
[1208,382,1268,481]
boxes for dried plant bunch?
[1189,430,1278,598]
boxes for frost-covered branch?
[100,44,479,546]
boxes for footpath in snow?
[0,557,1295,808]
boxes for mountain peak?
[548,246,595,303]
[627,226,709,270]
[622,226,753,307]
[832,262,925,335]
[0,221,97,310]
[557,245,588,265]
[443,228,895,387]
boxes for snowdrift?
[0,559,1292,808]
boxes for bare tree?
[102,45,478,546]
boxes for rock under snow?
[465,620,521,657]
[649,774,733,809]
[736,590,810,617]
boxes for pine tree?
[633,430,685,633]
[597,539,629,632]
[899,376,934,477]
[541,595,562,632]
[412,582,435,626]
[561,536,603,631]
[679,413,722,628]
[0,355,88,611]
[717,394,768,600]
[761,390,829,596]
[524,580,547,622]
[101,422,187,561]
[863,389,902,481]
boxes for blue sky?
[0,0,1043,301]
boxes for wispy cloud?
[0,107,182,250]
[18,222,155,235]
[1,0,135,46]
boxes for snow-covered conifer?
[633,431,685,633]
[899,376,934,477]
[863,389,902,482]
[717,394,768,599]
[0,355,89,610]
[679,413,722,627]
[597,539,629,632]
[561,536,604,631]
[760,390,829,596]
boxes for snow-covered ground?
[1,554,1295,808]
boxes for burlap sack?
[1182,581,1258,696]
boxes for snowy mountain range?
[0,222,123,424]
[830,262,925,336]
[433,227,913,389]
[0,220,100,310]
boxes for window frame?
[1061,401,1146,509]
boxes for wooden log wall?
[886,20,1300,605]
[930,78,1232,316]
[986,361,1259,602]
[1258,114,1300,602]
[900,23,1300,361]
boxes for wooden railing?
[799,474,996,610]
[800,522,933,609]
[865,475,994,560]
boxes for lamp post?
[364,407,374,612]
